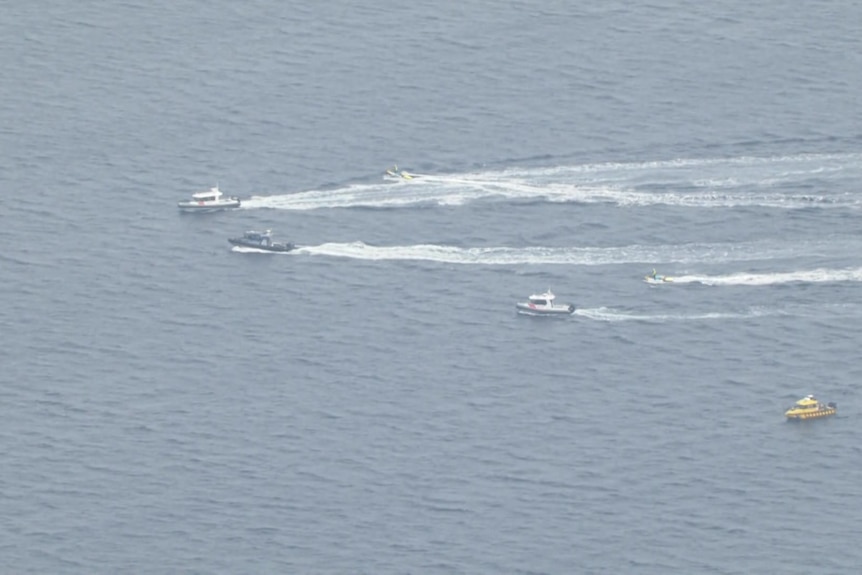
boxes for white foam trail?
[241,182,432,210]
[500,152,861,181]
[671,267,862,286]
[293,240,820,265]
[239,152,862,211]
[575,307,786,322]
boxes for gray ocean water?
[2,1,862,573]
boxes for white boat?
[178,186,241,212]
[516,289,575,316]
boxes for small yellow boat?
[784,395,837,420]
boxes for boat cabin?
[785,394,837,419]
[191,187,224,202]
[793,395,820,410]
[786,395,836,413]
[243,230,273,246]
[528,290,556,306]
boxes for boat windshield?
[790,404,816,411]
[530,299,548,305]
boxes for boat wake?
[290,239,857,266]
[240,152,862,211]
[574,307,788,322]
[668,267,862,286]
[577,301,862,322]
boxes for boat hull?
[515,303,575,316]
[786,405,837,420]
[228,238,295,252]
[178,199,241,212]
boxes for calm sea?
[2,1,862,573]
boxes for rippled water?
[2,1,862,573]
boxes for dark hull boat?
[229,230,295,252]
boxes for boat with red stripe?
[516,289,575,316]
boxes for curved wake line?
[291,239,852,266]
[240,152,862,211]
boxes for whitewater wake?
[668,267,862,286]
[281,239,859,267]
[574,307,789,322]
[240,152,862,211]
[292,241,773,265]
